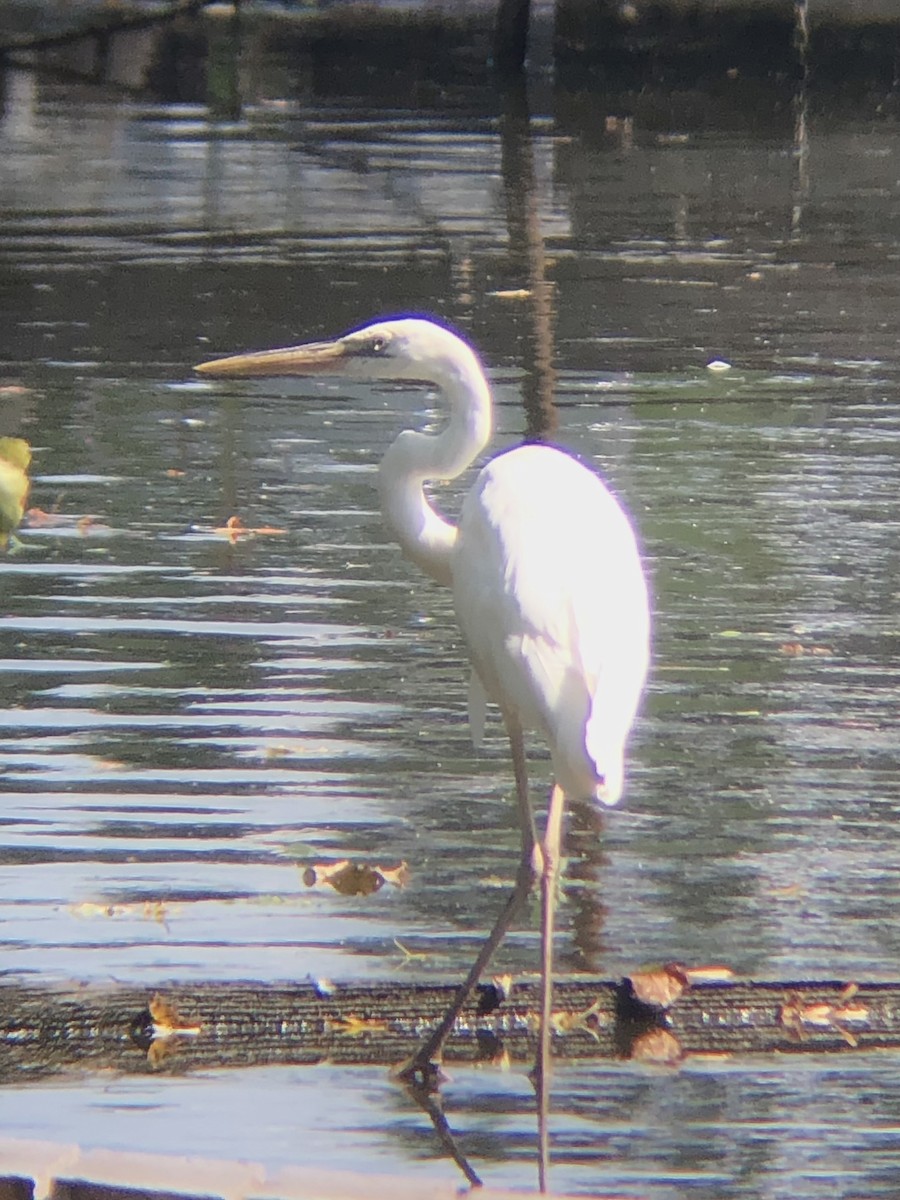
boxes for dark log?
[1,975,896,1080]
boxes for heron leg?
[396,720,537,1084]
[535,782,565,1193]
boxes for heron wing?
[453,443,649,802]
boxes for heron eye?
[370,336,387,354]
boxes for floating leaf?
[627,962,689,1009]
[146,993,203,1066]
[780,641,834,656]
[68,901,127,919]
[216,514,245,543]
[147,1038,180,1068]
[302,858,408,896]
[214,514,288,543]
[143,900,175,927]
[551,996,609,1041]
[778,984,866,1048]
[68,898,177,925]
[630,1028,684,1065]
[149,993,203,1037]
[23,506,104,533]
[23,507,54,526]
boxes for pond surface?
[1,59,900,1197]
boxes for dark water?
[2,60,900,1197]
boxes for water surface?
[1,64,900,1197]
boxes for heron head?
[195,317,479,390]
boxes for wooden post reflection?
[500,84,611,973]
[791,0,810,238]
[494,0,531,78]
[499,81,558,441]
[205,0,242,121]
[564,800,609,973]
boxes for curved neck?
[377,356,492,587]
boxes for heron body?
[454,441,648,806]
[196,317,650,1188]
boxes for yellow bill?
[195,339,347,378]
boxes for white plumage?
[455,441,648,806]
[196,316,650,1179]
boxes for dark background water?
[1,49,900,1197]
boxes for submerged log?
[2,972,898,1080]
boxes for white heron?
[196,316,650,1186]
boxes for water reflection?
[1,61,900,1196]
[499,82,557,438]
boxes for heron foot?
[393,1050,447,1092]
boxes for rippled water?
[1,61,900,1197]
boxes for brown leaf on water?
[627,963,690,1009]
[68,901,126,919]
[24,507,55,526]
[780,641,834,656]
[69,899,176,926]
[23,507,105,533]
[302,859,408,896]
[263,744,293,759]
[328,863,383,896]
[551,996,609,1041]
[143,900,175,927]
[148,993,203,1037]
[145,995,202,1068]
[214,514,287,543]
[166,468,186,478]
[147,1037,182,1068]
[778,983,868,1047]
[630,1028,684,1065]
[217,514,245,543]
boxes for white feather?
[453,443,649,806]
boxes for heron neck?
[377,365,492,588]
